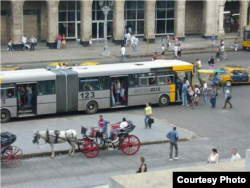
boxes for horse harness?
[45,129,75,144]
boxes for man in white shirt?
[230,148,241,162]
[22,35,27,51]
[202,81,208,104]
[121,45,126,62]
[173,44,178,59]
[130,35,135,48]
[134,36,139,51]
[30,35,37,51]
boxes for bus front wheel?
[86,101,98,114]
[158,95,170,107]
[1,109,11,123]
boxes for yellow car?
[47,62,69,69]
[0,65,21,71]
[80,62,100,66]
[219,66,250,86]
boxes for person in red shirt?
[57,34,62,49]
[98,115,111,135]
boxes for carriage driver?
[106,118,129,141]
[98,115,111,136]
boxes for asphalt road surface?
[1,51,250,188]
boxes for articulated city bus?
[0,60,193,123]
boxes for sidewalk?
[1,113,194,156]
[1,37,241,64]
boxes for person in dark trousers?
[223,88,232,109]
[167,127,179,161]
[136,157,147,173]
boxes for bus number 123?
[80,92,95,99]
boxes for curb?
[1,48,238,65]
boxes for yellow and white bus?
[0,60,193,123]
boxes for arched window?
[124,0,144,35]
[155,1,175,35]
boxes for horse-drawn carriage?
[32,120,140,158]
[78,121,141,158]
[1,132,23,167]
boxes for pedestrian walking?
[62,34,67,49]
[126,32,131,47]
[30,35,37,51]
[173,44,178,59]
[220,44,227,60]
[193,85,200,108]
[136,157,147,173]
[213,72,221,90]
[130,34,135,48]
[134,36,139,51]
[57,34,62,49]
[230,148,241,162]
[167,127,179,161]
[121,45,126,62]
[22,35,28,51]
[187,85,194,107]
[160,37,165,47]
[7,38,13,54]
[124,32,128,45]
[202,81,208,105]
[166,35,171,49]
[181,80,188,106]
[215,46,221,62]
[174,36,178,44]
[220,39,224,46]
[161,45,166,59]
[208,56,215,69]
[211,35,215,46]
[207,148,219,164]
[223,88,232,109]
[89,35,93,50]
[210,84,217,108]
[177,43,182,59]
[234,38,239,52]
[144,103,152,129]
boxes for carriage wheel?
[78,138,92,153]
[83,141,99,158]
[121,135,140,156]
[2,146,23,168]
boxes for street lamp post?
[99,0,113,56]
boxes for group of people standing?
[57,34,67,49]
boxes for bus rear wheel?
[158,94,170,107]
[86,101,98,114]
[1,109,11,123]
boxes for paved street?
[1,51,250,188]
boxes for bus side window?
[1,88,15,98]
[37,81,56,95]
[129,74,139,87]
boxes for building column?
[239,1,249,37]
[202,0,218,39]
[113,0,125,45]
[10,0,24,49]
[80,0,93,47]
[174,0,186,41]
[46,1,59,49]
[218,2,225,39]
[144,0,156,43]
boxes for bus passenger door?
[110,76,128,108]
[16,83,37,117]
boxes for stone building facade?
[1,0,250,49]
